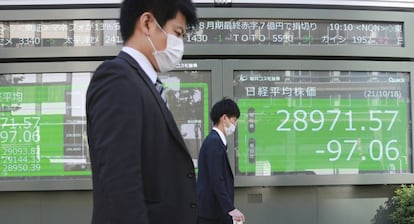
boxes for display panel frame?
[0,59,221,191]
[223,60,414,186]
[0,7,413,59]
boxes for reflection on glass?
[0,20,122,48]
[234,70,411,176]
[103,20,122,46]
[159,68,211,166]
[73,20,92,46]
[41,22,68,47]
[9,22,39,47]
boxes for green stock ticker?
[236,98,409,175]
[0,85,90,177]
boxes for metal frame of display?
[1,0,414,8]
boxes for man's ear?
[220,114,227,123]
[138,12,153,36]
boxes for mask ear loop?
[146,17,168,53]
[146,34,157,52]
[152,18,168,36]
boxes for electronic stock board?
[224,60,414,186]
[1,7,414,188]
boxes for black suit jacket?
[197,130,235,219]
[86,51,197,224]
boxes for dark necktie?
[154,78,168,106]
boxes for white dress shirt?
[122,46,157,84]
[212,127,227,149]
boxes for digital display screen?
[0,64,211,178]
[0,20,122,48]
[234,70,411,175]
[0,72,91,177]
[187,19,404,47]
[0,19,404,48]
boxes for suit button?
[187,172,195,178]
[190,202,197,208]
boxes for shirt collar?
[212,127,227,147]
[122,46,157,84]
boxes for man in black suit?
[197,98,246,224]
[86,0,197,223]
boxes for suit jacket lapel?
[118,52,190,156]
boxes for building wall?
[0,185,396,224]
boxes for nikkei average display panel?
[223,60,414,186]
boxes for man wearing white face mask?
[86,0,197,224]
[147,19,184,73]
[197,98,246,224]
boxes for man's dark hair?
[210,97,240,126]
[120,0,197,42]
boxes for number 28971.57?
[276,109,399,132]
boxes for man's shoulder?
[93,60,119,78]
[97,54,129,70]
[94,53,144,79]
[206,130,220,140]
[203,131,223,147]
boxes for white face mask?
[147,20,184,73]
[224,118,236,136]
